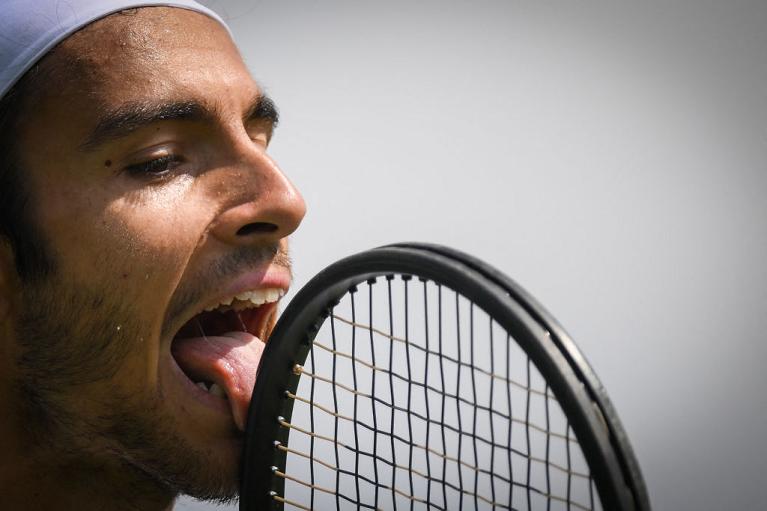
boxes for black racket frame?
[240,243,650,511]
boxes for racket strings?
[311,335,573,443]
[275,420,519,511]
[277,412,590,504]
[287,369,588,480]
[329,315,557,401]
[276,405,594,510]
[276,276,600,510]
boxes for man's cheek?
[99,186,212,278]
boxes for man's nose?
[209,148,306,246]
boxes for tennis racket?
[240,243,650,511]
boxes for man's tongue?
[171,331,264,431]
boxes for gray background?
[178,1,767,510]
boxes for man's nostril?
[236,222,278,236]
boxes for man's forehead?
[36,7,252,112]
[65,8,230,58]
[55,8,235,78]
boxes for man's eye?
[250,134,269,149]
[125,154,180,177]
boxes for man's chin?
[119,434,242,502]
[101,396,244,502]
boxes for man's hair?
[0,62,56,282]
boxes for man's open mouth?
[169,288,285,431]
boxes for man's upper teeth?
[204,288,284,312]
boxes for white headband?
[0,0,230,99]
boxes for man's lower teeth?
[209,383,226,398]
[195,381,226,399]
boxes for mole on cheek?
[104,159,112,167]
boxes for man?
[0,1,305,509]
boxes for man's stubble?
[13,253,240,503]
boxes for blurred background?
[179,1,767,509]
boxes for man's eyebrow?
[79,100,212,151]
[79,94,280,151]
[244,94,280,139]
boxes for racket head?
[240,244,650,511]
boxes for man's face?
[7,7,304,500]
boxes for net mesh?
[273,275,601,511]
